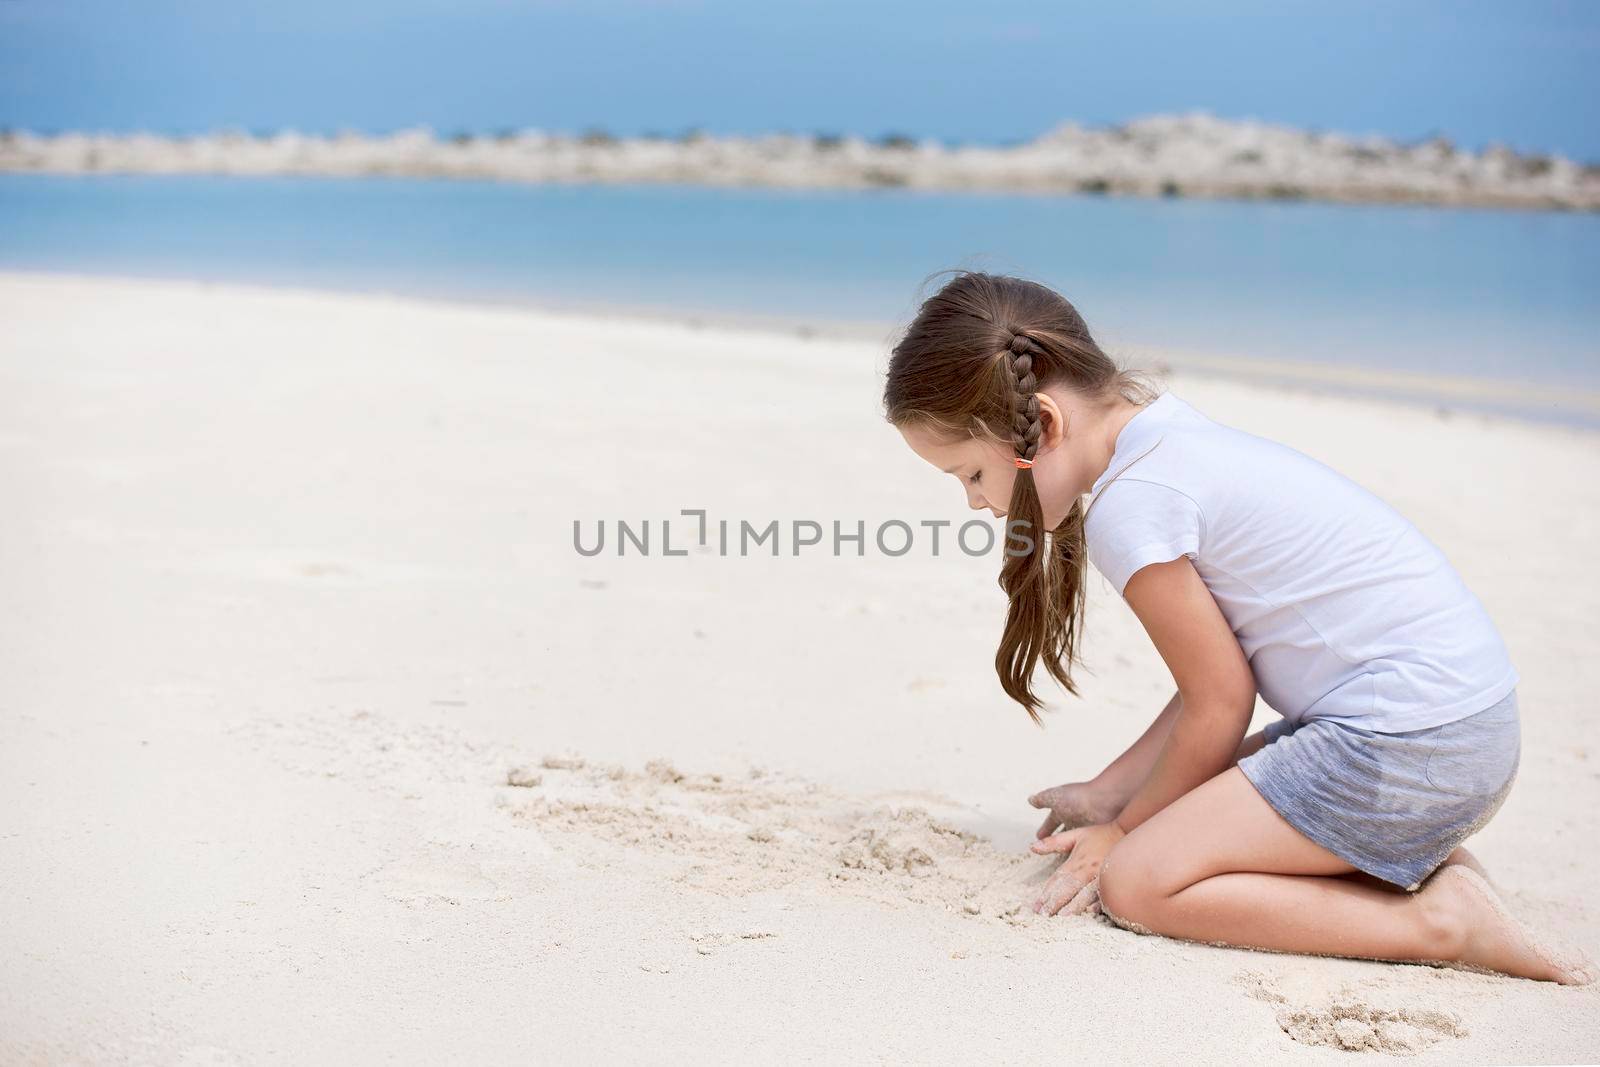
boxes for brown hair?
[883,271,1152,723]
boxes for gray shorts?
[1237,689,1521,891]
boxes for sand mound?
[242,709,1047,923]
[501,752,1040,921]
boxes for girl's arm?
[1024,575,1260,921]
[1032,692,1265,837]
[1029,555,1256,915]
[1099,689,1182,796]
[1103,695,1266,789]
[1029,691,1180,837]
[1112,556,1257,831]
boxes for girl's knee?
[1098,839,1167,931]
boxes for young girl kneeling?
[884,271,1590,984]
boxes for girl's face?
[896,386,1094,530]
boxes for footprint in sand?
[1236,969,1468,1055]
[1274,998,1466,1055]
[360,847,503,907]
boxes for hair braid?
[1005,332,1043,463]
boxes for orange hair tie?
[1014,457,1034,469]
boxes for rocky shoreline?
[3,112,1594,211]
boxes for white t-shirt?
[1083,392,1518,733]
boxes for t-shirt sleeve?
[1084,479,1204,596]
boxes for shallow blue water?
[1,173,1595,388]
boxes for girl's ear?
[1036,390,1069,454]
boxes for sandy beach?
[2,271,1598,1062]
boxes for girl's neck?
[1079,396,1147,497]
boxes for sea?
[2,173,1596,423]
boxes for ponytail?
[994,331,1088,723]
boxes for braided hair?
[1007,331,1043,464]
[884,271,1151,723]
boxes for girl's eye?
[968,471,983,485]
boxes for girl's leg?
[1096,767,1590,984]
[1234,732,1485,895]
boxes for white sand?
[2,272,1597,1062]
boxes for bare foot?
[1419,865,1595,985]
[1028,781,1122,838]
[1439,845,1494,888]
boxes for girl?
[883,271,1591,984]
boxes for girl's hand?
[1027,780,1123,839]
[1029,821,1126,916]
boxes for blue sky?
[3,0,1597,159]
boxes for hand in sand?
[1027,781,1122,839]
[1030,821,1126,917]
